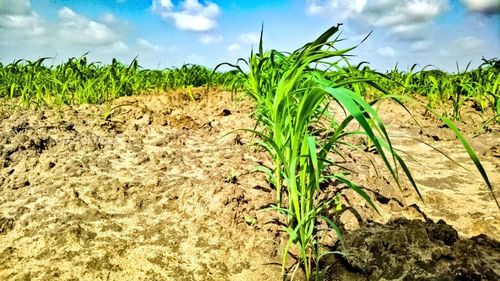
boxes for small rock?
[221,109,231,116]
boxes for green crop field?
[0,56,237,108]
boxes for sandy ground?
[324,99,500,240]
[385,102,500,238]
[0,90,280,280]
[0,89,499,280]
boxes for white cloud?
[228,43,241,52]
[455,36,483,50]
[0,13,46,35]
[411,40,433,52]
[306,0,367,18]
[389,23,427,40]
[364,0,448,25]
[0,0,47,40]
[101,13,119,24]
[158,0,174,10]
[439,48,449,57]
[366,0,448,41]
[199,33,222,44]
[401,0,446,22]
[138,38,165,52]
[103,41,129,53]
[306,1,323,15]
[152,0,220,32]
[306,0,448,41]
[437,36,483,58]
[0,1,132,63]
[377,46,397,57]
[169,12,217,32]
[461,0,500,13]
[58,7,120,46]
[0,0,31,15]
[239,32,259,45]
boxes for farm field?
[0,85,498,280]
[0,2,499,277]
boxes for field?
[1,27,499,280]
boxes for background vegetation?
[0,55,236,109]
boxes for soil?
[0,89,499,280]
[330,218,500,280]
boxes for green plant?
[218,25,423,280]
[219,25,497,280]
[0,56,238,108]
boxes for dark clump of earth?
[328,218,500,281]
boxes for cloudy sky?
[0,0,499,71]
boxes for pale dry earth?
[0,90,280,281]
[0,90,498,280]
[340,100,500,239]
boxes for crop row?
[0,55,236,109]
[338,58,499,123]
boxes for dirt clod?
[0,217,14,235]
[332,218,499,281]
[222,109,232,116]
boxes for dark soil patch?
[329,218,500,280]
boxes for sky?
[0,0,499,72]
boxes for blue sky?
[0,0,499,71]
